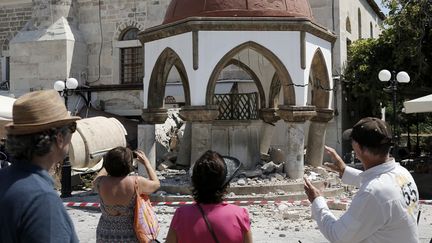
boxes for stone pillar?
[305,108,334,167]
[285,122,306,179]
[179,105,219,168]
[176,122,192,166]
[138,108,168,176]
[259,108,280,155]
[137,124,156,176]
[278,105,316,179]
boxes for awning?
[403,94,432,114]
[0,95,15,121]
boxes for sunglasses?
[68,122,77,134]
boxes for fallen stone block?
[157,160,175,171]
[261,161,277,174]
[282,210,301,220]
[242,169,263,178]
[327,200,348,210]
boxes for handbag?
[134,179,160,243]
[197,204,220,243]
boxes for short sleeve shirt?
[170,202,251,243]
[0,162,78,243]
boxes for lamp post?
[54,77,78,198]
[378,69,410,159]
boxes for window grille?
[214,92,258,120]
[120,28,143,84]
[120,47,143,84]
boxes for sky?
[377,1,390,15]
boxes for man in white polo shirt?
[304,117,419,243]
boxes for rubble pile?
[152,108,353,201]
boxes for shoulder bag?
[134,179,160,243]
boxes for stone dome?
[163,0,314,24]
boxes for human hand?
[323,145,346,177]
[303,177,322,203]
[134,150,149,164]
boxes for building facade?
[0,0,384,159]
[310,0,384,155]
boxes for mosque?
[0,0,384,178]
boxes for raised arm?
[134,150,160,194]
[324,146,362,187]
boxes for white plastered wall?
[197,31,304,106]
[144,32,193,108]
[144,30,333,109]
[305,33,333,108]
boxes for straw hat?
[5,90,81,135]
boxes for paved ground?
[67,200,432,243]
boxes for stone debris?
[241,169,263,178]
[157,160,175,171]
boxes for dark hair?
[103,146,134,177]
[6,125,69,162]
[191,150,227,204]
[358,143,392,157]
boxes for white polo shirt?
[311,160,419,243]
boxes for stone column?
[285,122,306,179]
[137,124,156,177]
[259,108,280,155]
[176,122,192,166]
[278,105,316,179]
[138,108,168,176]
[305,108,334,167]
[179,105,219,168]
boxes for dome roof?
[163,0,314,24]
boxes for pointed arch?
[268,73,282,108]
[308,48,331,108]
[346,16,351,33]
[224,59,266,109]
[358,8,362,39]
[206,41,295,107]
[147,47,191,108]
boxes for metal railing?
[214,92,258,120]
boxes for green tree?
[343,0,432,132]
[381,0,432,87]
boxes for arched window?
[346,17,352,33]
[370,22,373,38]
[358,9,362,39]
[119,28,143,84]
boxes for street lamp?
[378,69,410,158]
[54,78,79,109]
[54,77,78,198]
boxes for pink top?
[170,202,251,243]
